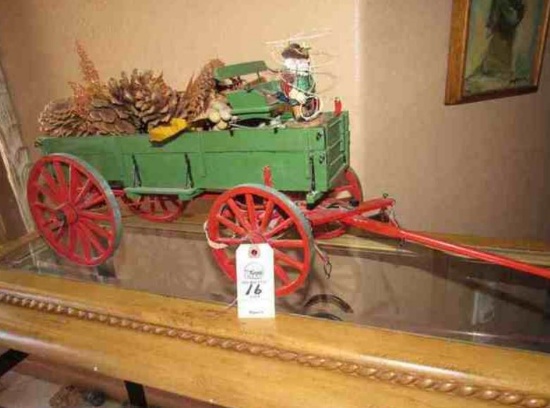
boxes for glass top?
[2,216,550,354]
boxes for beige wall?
[0,0,549,239]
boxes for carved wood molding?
[0,283,548,408]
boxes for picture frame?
[445,0,550,104]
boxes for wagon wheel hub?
[27,154,123,267]
[248,231,267,244]
[57,203,79,225]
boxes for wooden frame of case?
[445,0,550,104]
[0,232,550,408]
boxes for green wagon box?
[38,111,350,204]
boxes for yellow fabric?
[149,118,188,142]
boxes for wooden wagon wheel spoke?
[274,249,304,271]
[158,197,169,212]
[74,179,93,204]
[208,184,313,297]
[77,192,105,210]
[33,202,55,213]
[245,194,258,229]
[77,225,93,261]
[42,218,62,231]
[121,194,186,223]
[53,223,67,239]
[80,210,111,222]
[215,237,246,246]
[215,214,247,236]
[52,161,68,195]
[269,239,305,249]
[35,184,58,205]
[226,198,251,230]
[79,222,107,254]
[274,265,291,284]
[27,154,122,266]
[264,218,293,238]
[80,218,113,240]
[40,167,60,199]
[260,200,275,232]
[148,196,156,213]
[69,164,81,201]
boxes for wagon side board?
[38,112,350,202]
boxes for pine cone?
[177,59,224,121]
[39,98,85,137]
[107,69,179,131]
[39,97,138,137]
[86,96,138,134]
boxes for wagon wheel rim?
[330,167,363,202]
[207,184,314,297]
[27,153,122,266]
[122,194,186,222]
[315,167,364,240]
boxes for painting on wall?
[445,0,550,104]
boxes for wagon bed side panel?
[36,111,350,196]
[196,126,323,192]
[325,111,350,187]
[39,137,125,186]
[117,134,201,190]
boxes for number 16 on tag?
[236,244,275,319]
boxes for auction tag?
[236,243,275,319]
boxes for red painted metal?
[207,185,314,297]
[313,167,364,240]
[263,166,273,187]
[330,167,364,202]
[334,97,342,116]
[121,194,187,222]
[307,198,394,226]
[340,207,550,281]
[27,154,121,266]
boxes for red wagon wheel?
[207,184,314,297]
[121,194,186,222]
[330,167,363,203]
[314,167,364,240]
[27,153,122,266]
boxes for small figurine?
[278,43,321,121]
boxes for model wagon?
[27,60,550,297]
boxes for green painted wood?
[225,85,284,116]
[124,186,203,201]
[213,60,268,81]
[38,112,350,201]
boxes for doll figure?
[279,43,319,121]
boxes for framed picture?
[445,0,550,104]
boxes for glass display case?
[1,211,550,408]
[2,210,550,352]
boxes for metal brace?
[314,242,332,279]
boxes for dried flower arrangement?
[39,42,224,137]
